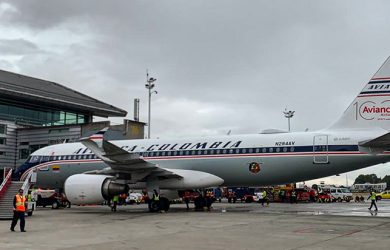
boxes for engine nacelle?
[65,174,128,205]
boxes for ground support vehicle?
[317,193,332,203]
[35,189,70,209]
[330,188,353,202]
[377,190,390,200]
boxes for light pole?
[145,71,157,139]
[283,108,295,132]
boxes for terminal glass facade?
[0,103,89,126]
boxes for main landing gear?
[148,197,170,212]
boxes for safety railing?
[0,168,12,199]
[21,171,33,197]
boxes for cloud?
[0,38,40,55]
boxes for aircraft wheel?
[194,196,205,211]
[160,197,170,212]
[52,201,59,209]
[148,200,159,212]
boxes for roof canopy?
[0,69,127,117]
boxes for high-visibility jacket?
[15,194,26,212]
[112,195,119,202]
[153,194,160,201]
[370,193,376,201]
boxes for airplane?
[15,56,390,212]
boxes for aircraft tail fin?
[330,56,390,130]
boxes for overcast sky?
[1,0,390,185]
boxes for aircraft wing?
[359,132,390,148]
[80,130,181,179]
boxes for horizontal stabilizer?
[359,132,390,148]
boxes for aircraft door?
[313,135,329,164]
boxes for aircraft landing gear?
[148,197,170,212]
[194,196,205,211]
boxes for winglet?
[82,127,109,148]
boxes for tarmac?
[1,200,390,250]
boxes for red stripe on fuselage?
[358,94,390,98]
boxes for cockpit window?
[29,155,40,163]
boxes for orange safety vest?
[15,194,26,212]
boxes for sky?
[0,0,390,186]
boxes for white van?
[330,187,353,202]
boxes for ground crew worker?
[183,191,191,210]
[27,192,32,203]
[10,188,27,232]
[152,189,161,212]
[368,191,378,211]
[279,189,285,202]
[205,191,213,211]
[261,190,269,206]
[291,190,297,204]
[111,195,119,212]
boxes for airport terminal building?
[0,69,144,178]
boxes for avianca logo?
[359,100,390,120]
[362,106,390,113]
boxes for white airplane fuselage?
[19,128,390,189]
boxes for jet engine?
[64,174,128,205]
